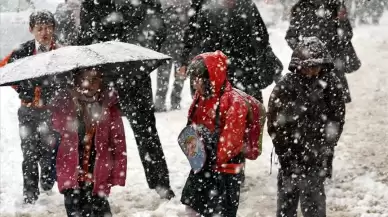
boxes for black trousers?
[155,60,185,109]
[117,75,171,190]
[63,183,112,217]
[277,169,326,217]
[18,106,56,201]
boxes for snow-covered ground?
[1,9,388,217]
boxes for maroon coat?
[50,90,127,196]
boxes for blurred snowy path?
[1,13,388,217]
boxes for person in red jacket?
[50,68,127,217]
[181,51,248,217]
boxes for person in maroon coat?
[51,68,127,217]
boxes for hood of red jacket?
[193,50,228,95]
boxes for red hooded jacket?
[50,90,127,196]
[188,51,248,174]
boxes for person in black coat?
[3,10,61,204]
[78,0,175,199]
[178,0,283,102]
[154,2,190,111]
[54,0,81,45]
[285,0,361,103]
[267,37,346,217]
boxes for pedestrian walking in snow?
[78,0,175,199]
[180,51,248,217]
[267,37,346,217]
[154,2,190,112]
[50,68,127,217]
[0,10,60,204]
[353,0,385,25]
[286,0,361,103]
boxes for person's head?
[29,10,56,46]
[188,51,228,97]
[188,59,211,96]
[288,37,334,77]
[74,68,103,99]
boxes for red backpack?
[234,89,266,160]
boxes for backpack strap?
[213,80,227,134]
[187,96,200,126]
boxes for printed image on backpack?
[178,125,207,173]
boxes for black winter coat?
[180,0,282,100]
[8,40,60,105]
[267,70,345,176]
[159,5,189,60]
[285,0,360,103]
[78,0,166,51]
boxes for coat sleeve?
[324,73,346,145]
[109,106,127,186]
[246,0,269,55]
[2,52,21,91]
[179,0,207,65]
[216,96,248,166]
[267,81,297,156]
[285,8,301,50]
[78,0,96,45]
[336,2,353,42]
[144,0,166,52]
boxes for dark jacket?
[159,4,190,60]
[285,0,360,102]
[267,37,345,176]
[78,0,166,51]
[180,0,282,99]
[55,1,80,45]
[7,40,60,107]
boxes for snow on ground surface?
[1,9,388,217]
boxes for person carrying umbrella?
[78,0,175,199]
[0,10,60,204]
[50,67,127,217]
[0,42,172,210]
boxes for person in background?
[79,0,175,199]
[51,68,127,217]
[154,0,190,112]
[286,0,361,103]
[0,10,60,204]
[178,0,283,103]
[267,37,345,217]
[55,0,81,45]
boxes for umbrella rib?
[85,46,109,68]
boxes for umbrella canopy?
[0,41,171,86]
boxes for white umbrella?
[0,41,171,86]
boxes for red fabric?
[50,90,127,196]
[234,89,265,160]
[188,51,248,168]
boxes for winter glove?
[18,106,52,125]
[18,81,35,103]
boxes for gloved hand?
[18,81,35,103]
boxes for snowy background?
[1,1,388,217]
